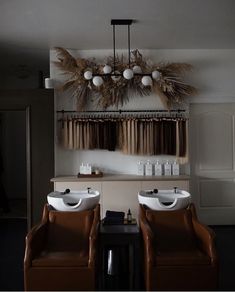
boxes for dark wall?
[0,47,49,90]
[0,89,54,227]
[0,110,27,199]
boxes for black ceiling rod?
[111,19,133,26]
[56,109,186,114]
[111,19,133,71]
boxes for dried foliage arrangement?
[54,47,197,110]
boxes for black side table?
[98,223,140,291]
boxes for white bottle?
[172,160,180,176]
[80,162,86,174]
[145,160,153,176]
[137,161,145,176]
[154,160,162,176]
[86,163,92,175]
[164,160,172,176]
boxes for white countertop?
[51,174,190,182]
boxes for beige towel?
[61,119,68,148]
[176,119,189,164]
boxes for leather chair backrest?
[145,208,196,250]
[46,209,94,252]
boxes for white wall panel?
[197,111,233,171]
[199,179,235,207]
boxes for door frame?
[26,106,32,229]
[0,89,54,229]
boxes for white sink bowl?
[138,188,191,211]
[47,189,100,211]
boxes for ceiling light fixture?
[54,20,197,110]
[83,19,156,86]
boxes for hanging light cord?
[113,24,116,73]
[112,22,131,73]
[128,24,131,68]
[91,19,153,78]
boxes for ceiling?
[1,0,235,67]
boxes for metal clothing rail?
[56,109,186,114]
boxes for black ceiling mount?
[111,19,133,25]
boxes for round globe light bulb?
[133,65,142,74]
[123,68,134,80]
[141,76,153,86]
[103,65,112,74]
[84,70,93,80]
[92,76,103,87]
[152,70,160,80]
[111,71,121,82]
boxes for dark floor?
[0,199,27,219]
[0,218,27,291]
[213,225,235,290]
[0,219,235,291]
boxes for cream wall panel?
[141,180,189,191]
[199,179,235,207]
[102,181,141,219]
[197,111,233,171]
[54,181,102,192]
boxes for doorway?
[190,103,235,225]
[0,89,54,291]
[0,110,29,221]
[0,88,54,228]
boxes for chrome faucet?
[174,187,178,194]
[63,188,70,194]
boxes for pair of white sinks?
[47,187,191,212]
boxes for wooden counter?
[51,174,190,182]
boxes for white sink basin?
[138,188,191,211]
[47,189,100,211]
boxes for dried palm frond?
[74,58,85,69]
[60,80,77,91]
[152,83,170,110]
[73,83,92,111]
[158,62,193,75]
[54,47,78,73]
[127,79,151,98]
[54,47,197,110]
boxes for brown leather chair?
[24,204,100,291]
[139,203,218,291]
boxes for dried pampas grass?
[54,47,197,110]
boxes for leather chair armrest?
[24,222,47,268]
[139,217,154,265]
[88,205,100,268]
[192,218,218,265]
[139,216,155,291]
